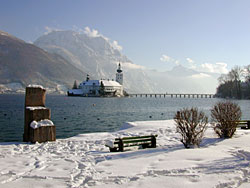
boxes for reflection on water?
[0,94,250,142]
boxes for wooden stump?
[23,86,56,143]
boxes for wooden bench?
[237,120,250,129]
[106,135,158,152]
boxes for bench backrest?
[114,135,157,144]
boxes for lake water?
[1,94,250,142]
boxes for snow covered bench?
[106,135,157,152]
[237,120,250,129]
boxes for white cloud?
[186,57,196,69]
[160,55,172,62]
[111,40,123,51]
[44,26,61,34]
[186,58,194,64]
[84,26,101,38]
[185,56,229,74]
[190,73,211,78]
[84,26,122,51]
[200,62,228,74]
[122,62,145,70]
[160,54,180,66]
[175,60,180,65]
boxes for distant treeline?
[215,65,250,99]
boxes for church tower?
[116,62,123,85]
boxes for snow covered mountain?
[34,30,219,94]
[0,30,87,94]
[34,30,157,93]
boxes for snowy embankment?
[1,120,250,188]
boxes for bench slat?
[115,135,157,140]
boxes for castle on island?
[67,63,124,97]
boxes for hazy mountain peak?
[33,30,156,93]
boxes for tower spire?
[116,62,123,85]
[117,62,122,73]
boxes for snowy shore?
[1,120,250,188]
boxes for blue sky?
[1,0,250,73]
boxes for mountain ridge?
[0,30,219,94]
[0,30,87,93]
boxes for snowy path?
[1,120,250,188]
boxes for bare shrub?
[174,108,208,148]
[211,101,242,138]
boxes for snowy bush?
[174,108,208,148]
[211,101,242,138]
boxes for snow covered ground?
[1,120,250,188]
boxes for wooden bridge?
[129,93,215,98]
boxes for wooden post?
[24,86,56,143]
[25,87,46,107]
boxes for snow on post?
[30,119,54,129]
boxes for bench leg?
[142,143,150,149]
[118,138,124,152]
[151,136,156,148]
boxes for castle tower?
[116,62,123,85]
